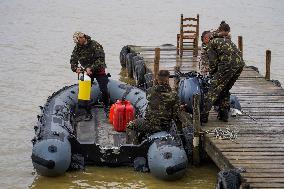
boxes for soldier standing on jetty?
[200,30,245,123]
[199,21,231,76]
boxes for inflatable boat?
[31,79,189,180]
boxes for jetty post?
[154,48,160,82]
[265,50,271,80]
[192,93,202,165]
[238,36,243,58]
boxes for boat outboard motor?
[147,132,188,180]
[178,76,203,114]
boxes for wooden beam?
[192,94,201,165]
[265,50,271,80]
[238,36,243,58]
[153,48,160,83]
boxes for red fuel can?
[109,104,116,124]
[112,100,135,132]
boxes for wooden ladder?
[177,14,199,57]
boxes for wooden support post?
[265,50,271,80]
[180,14,184,58]
[153,48,160,83]
[238,36,243,58]
[193,94,201,132]
[192,94,201,165]
[177,34,180,55]
[174,66,180,92]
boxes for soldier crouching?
[126,70,192,144]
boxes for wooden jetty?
[125,43,284,188]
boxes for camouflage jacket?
[199,43,209,76]
[70,35,106,72]
[145,84,181,130]
[206,37,244,75]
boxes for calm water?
[0,0,283,188]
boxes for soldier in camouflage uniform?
[200,31,245,123]
[213,21,231,39]
[70,32,109,116]
[199,21,231,76]
[199,22,231,76]
[126,70,192,144]
[199,39,210,76]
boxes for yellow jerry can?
[78,74,91,101]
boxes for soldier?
[199,22,231,76]
[213,21,231,39]
[200,31,245,123]
[199,32,210,76]
[126,70,191,144]
[70,31,110,117]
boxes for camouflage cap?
[157,70,170,77]
[73,31,85,43]
[157,70,170,83]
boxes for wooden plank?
[219,148,284,152]
[249,183,284,188]
[232,163,284,169]
[203,135,234,170]
[213,140,284,145]
[230,160,284,164]
[245,169,284,173]
[223,152,284,156]
[245,178,284,183]
[216,143,284,148]
[242,172,284,178]
[227,156,284,160]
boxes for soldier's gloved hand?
[86,67,93,75]
[180,104,187,111]
[75,67,82,74]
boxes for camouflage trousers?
[126,111,192,143]
[127,118,164,135]
[126,118,160,144]
[203,63,244,114]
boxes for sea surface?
[0,0,283,188]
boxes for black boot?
[84,113,93,121]
[217,109,229,122]
[200,112,209,124]
[104,105,110,118]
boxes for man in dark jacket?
[200,31,245,123]
[70,31,109,115]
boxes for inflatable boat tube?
[148,132,188,180]
[126,53,136,78]
[134,60,146,88]
[120,46,131,68]
[132,55,144,79]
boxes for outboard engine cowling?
[178,77,202,114]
